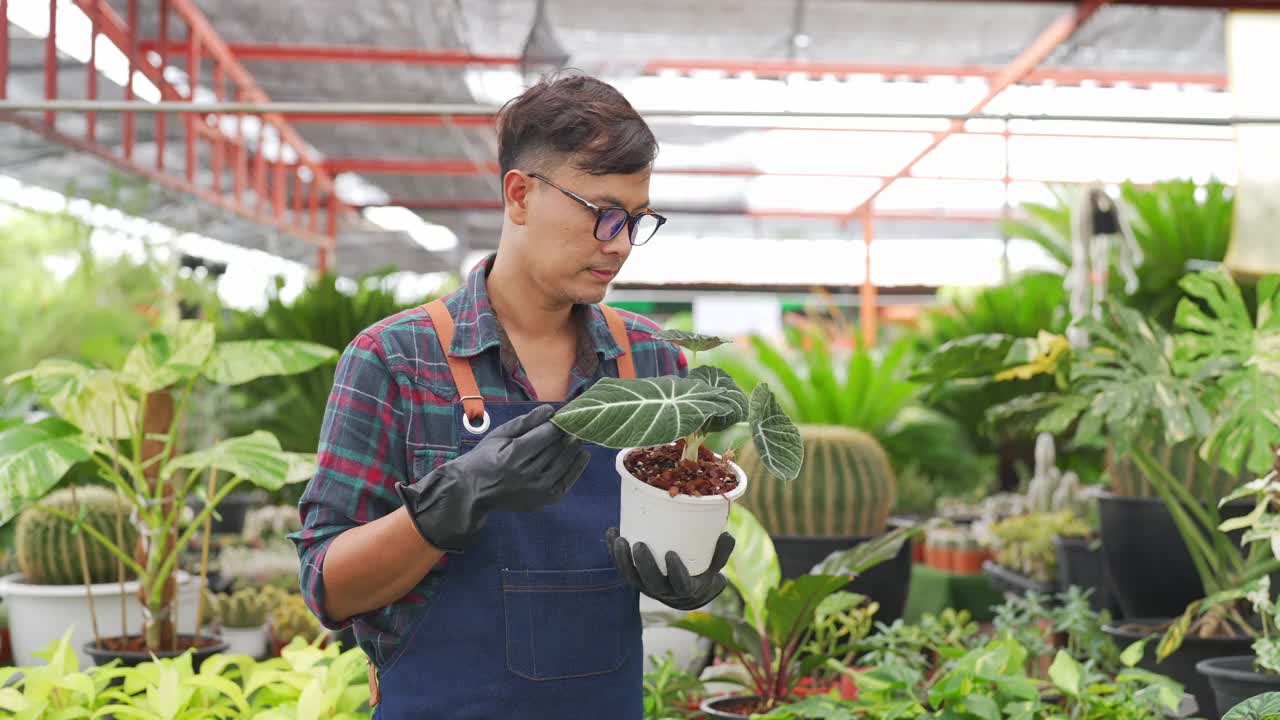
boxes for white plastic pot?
[616,447,748,576]
[219,625,267,659]
[0,571,202,667]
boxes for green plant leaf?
[910,334,1026,383]
[1222,691,1280,719]
[1048,650,1082,696]
[202,340,339,386]
[1120,638,1148,668]
[689,366,749,432]
[809,521,930,577]
[725,504,780,630]
[551,376,734,448]
[165,430,293,490]
[17,360,137,439]
[1174,270,1280,475]
[121,321,215,393]
[765,574,852,650]
[668,611,762,659]
[654,330,731,353]
[0,418,93,526]
[965,694,1002,720]
[748,383,803,482]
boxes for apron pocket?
[501,567,630,681]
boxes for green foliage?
[721,327,989,501]
[0,629,370,719]
[1222,691,1280,719]
[642,652,705,719]
[15,485,138,585]
[668,504,929,712]
[0,318,335,652]
[915,272,1070,352]
[205,586,281,628]
[1002,178,1236,327]
[737,425,897,536]
[989,511,1091,584]
[220,271,440,461]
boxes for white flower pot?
[616,447,748,576]
[219,625,267,659]
[0,571,202,668]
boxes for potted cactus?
[0,318,336,664]
[552,331,803,575]
[204,586,277,659]
[270,592,326,655]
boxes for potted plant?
[675,504,926,718]
[270,591,327,655]
[0,318,336,664]
[552,331,804,575]
[204,586,279,659]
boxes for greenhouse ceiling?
[0,1,1269,288]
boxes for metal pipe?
[45,0,56,126]
[0,0,8,100]
[0,99,1269,125]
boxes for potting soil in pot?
[625,439,740,497]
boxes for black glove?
[606,528,735,611]
[397,405,590,552]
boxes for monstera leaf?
[748,384,804,482]
[655,330,731,354]
[690,366,749,433]
[1175,270,1280,475]
[551,376,736,448]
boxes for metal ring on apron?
[459,396,491,434]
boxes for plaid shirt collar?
[448,253,626,372]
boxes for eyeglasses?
[529,173,666,246]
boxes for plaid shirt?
[290,253,687,667]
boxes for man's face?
[520,161,652,305]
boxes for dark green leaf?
[654,330,731,353]
[552,376,734,448]
[668,611,762,659]
[748,383,803,482]
[689,366,749,432]
[809,521,931,577]
[725,504,780,629]
[765,574,851,650]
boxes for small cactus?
[241,505,302,544]
[271,592,323,645]
[205,587,276,628]
[1025,433,1087,517]
[15,486,138,585]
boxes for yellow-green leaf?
[0,418,92,526]
[121,321,215,393]
[165,431,291,490]
[25,360,137,439]
[202,340,338,386]
[725,504,779,630]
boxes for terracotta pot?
[953,548,990,575]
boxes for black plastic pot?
[1099,494,1253,620]
[983,560,1057,597]
[771,526,913,623]
[1052,534,1120,615]
[84,633,229,670]
[1104,618,1255,719]
[1196,655,1280,718]
[700,694,764,719]
[188,490,268,535]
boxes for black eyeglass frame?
[529,172,667,246]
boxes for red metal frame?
[3,0,347,269]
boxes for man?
[290,74,736,719]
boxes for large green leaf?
[551,376,734,448]
[765,574,852,650]
[725,504,780,630]
[809,521,930,577]
[0,418,93,526]
[121,321,215,393]
[668,610,762,659]
[909,334,1029,384]
[748,384,803,482]
[1175,270,1280,474]
[689,366,749,432]
[201,340,339,386]
[654,330,731,354]
[1222,691,1280,720]
[14,360,137,439]
[165,430,296,490]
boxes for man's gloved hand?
[397,405,590,552]
[606,528,735,611]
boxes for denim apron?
[370,300,643,719]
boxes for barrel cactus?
[206,587,276,628]
[271,592,324,645]
[15,486,138,585]
[736,425,896,536]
